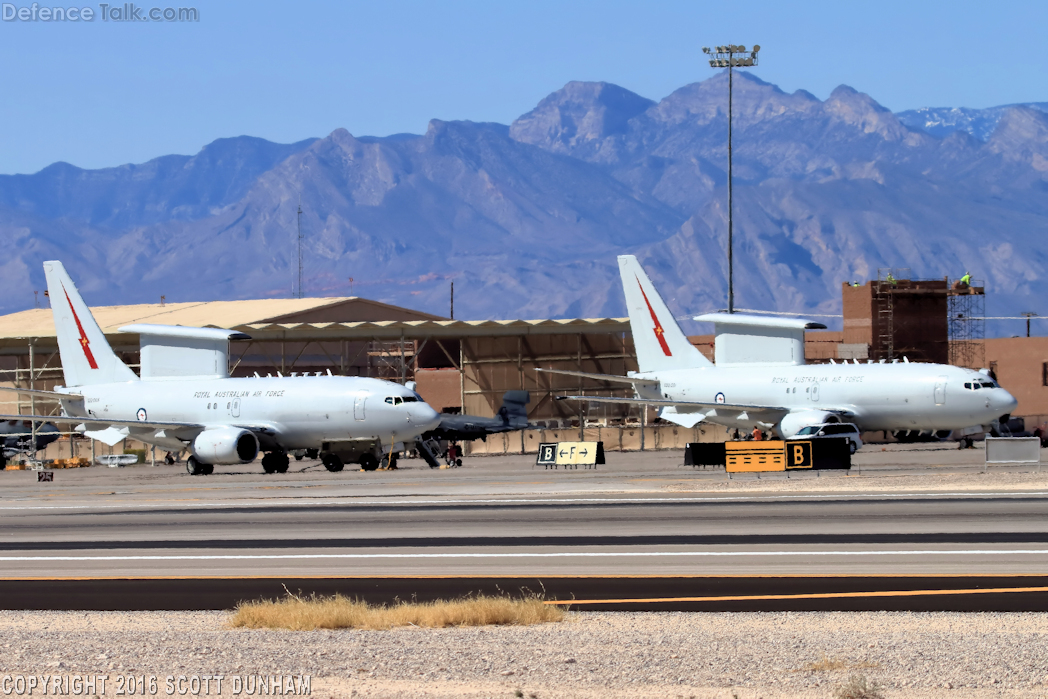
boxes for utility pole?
[1022,312,1038,338]
[296,204,303,299]
[450,281,454,320]
[702,44,760,313]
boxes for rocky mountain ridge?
[0,73,1044,328]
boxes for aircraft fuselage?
[58,375,440,452]
[640,361,1015,433]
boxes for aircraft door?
[231,398,241,418]
[354,395,367,421]
[934,376,947,405]
[810,383,820,402]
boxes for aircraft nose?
[996,388,1019,415]
[416,402,441,431]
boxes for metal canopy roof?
[0,296,630,352]
[234,318,632,341]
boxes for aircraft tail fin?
[617,255,713,373]
[497,390,530,428]
[43,261,138,387]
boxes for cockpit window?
[384,396,404,405]
[980,381,995,388]
[402,396,419,402]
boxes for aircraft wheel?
[186,456,207,476]
[359,453,379,472]
[306,448,319,460]
[455,458,462,467]
[322,453,344,473]
[294,454,304,461]
[203,463,214,475]
[261,453,277,474]
[276,453,290,473]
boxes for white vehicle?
[543,256,1017,440]
[787,422,863,454]
[0,261,440,475]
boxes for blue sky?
[1,0,1045,174]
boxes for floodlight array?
[701,45,760,68]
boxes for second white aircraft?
[545,256,1017,440]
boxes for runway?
[2,447,1047,609]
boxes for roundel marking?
[715,392,726,404]
[136,408,147,422]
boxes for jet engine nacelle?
[191,427,259,464]
[777,410,841,439]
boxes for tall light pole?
[296,204,303,299]
[702,44,760,314]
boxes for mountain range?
[1,72,1045,329]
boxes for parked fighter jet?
[424,391,531,442]
[413,391,532,468]
[542,256,1017,441]
[0,420,60,465]
[0,261,441,475]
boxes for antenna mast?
[296,204,303,299]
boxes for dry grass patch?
[834,673,885,699]
[229,591,566,630]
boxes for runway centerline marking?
[4,549,1048,562]
[4,491,1048,512]
[547,585,1048,605]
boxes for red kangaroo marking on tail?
[637,278,672,357]
[62,285,98,369]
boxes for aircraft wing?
[535,368,660,387]
[0,414,202,430]
[557,395,788,414]
[0,387,83,400]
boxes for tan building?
[983,337,1048,428]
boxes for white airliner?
[0,261,441,475]
[543,256,1017,441]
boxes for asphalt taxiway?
[2,445,1047,609]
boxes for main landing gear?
[186,456,214,476]
[261,451,290,474]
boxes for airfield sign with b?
[536,442,605,468]
[787,440,813,469]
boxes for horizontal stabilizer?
[535,368,659,387]
[0,387,83,400]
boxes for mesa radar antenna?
[702,43,760,313]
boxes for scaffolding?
[872,268,912,361]
[948,278,986,368]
